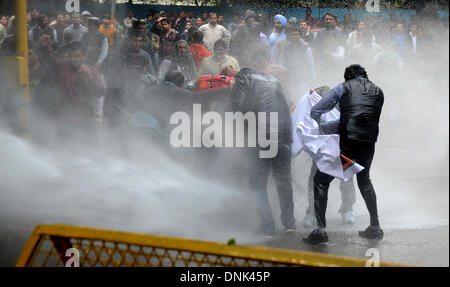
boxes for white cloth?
[410,32,417,55]
[291,91,364,181]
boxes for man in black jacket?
[231,44,296,236]
[303,64,384,244]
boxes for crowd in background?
[0,6,449,137]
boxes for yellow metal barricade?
[16,224,410,267]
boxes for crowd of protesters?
[0,7,447,114]
[0,6,448,238]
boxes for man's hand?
[229,77,235,90]
[290,102,296,113]
[39,34,51,47]
[221,65,238,77]
[78,64,92,79]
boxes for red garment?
[59,64,105,119]
[41,42,106,121]
[189,43,211,70]
[193,75,233,92]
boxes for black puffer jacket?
[339,76,384,142]
[231,68,292,146]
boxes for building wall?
[22,0,450,23]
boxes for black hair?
[213,39,227,51]
[314,86,331,97]
[191,31,204,44]
[249,22,263,36]
[160,18,171,25]
[323,13,336,20]
[285,25,298,33]
[344,64,368,81]
[164,71,185,87]
[37,15,48,26]
[68,41,87,55]
[125,53,146,70]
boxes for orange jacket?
[99,24,118,50]
[189,43,211,71]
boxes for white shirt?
[123,17,137,31]
[0,23,6,46]
[410,32,417,55]
[198,23,231,51]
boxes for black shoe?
[302,228,329,245]
[358,225,384,240]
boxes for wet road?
[0,127,448,267]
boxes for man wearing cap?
[63,12,88,45]
[81,11,92,25]
[269,14,287,54]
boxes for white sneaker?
[341,211,355,224]
[302,213,317,228]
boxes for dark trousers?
[306,162,356,215]
[248,144,296,232]
[314,137,380,228]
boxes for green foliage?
[227,238,236,245]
